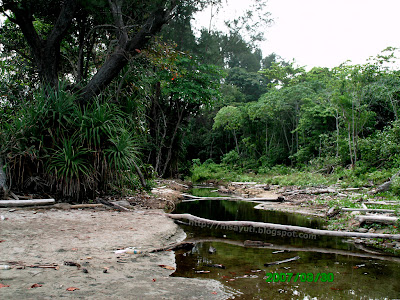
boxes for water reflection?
[172,199,400,299]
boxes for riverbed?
[170,188,400,299]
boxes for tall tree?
[0,0,212,102]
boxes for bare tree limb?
[167,213,400,240]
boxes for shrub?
[221,150,240,165]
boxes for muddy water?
[171,189,400,299]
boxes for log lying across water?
[166,213,400,240]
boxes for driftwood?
[342,208,396,213]
[282,188,338,196]
[364,201,400,206]
[27,264,60,270]
[358,215,399,225]
[167,213,400,240]
[70,204,104,209]
[0,199,55,207]
[96,198,131,211]
[264,256,300,266]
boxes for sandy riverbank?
[0,208,233,299]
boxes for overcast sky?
[193,0,400,69]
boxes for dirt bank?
[0,208,232,299]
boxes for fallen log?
[96,198,131,211]
[358,215,399,225]
[264,256,300,267]
[282,188,337,196]
[167,213,400,240]
[0,199,55,207]
[70,204,104,209]
[364,201,400,206]
[342,208,396,213]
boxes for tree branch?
[108,0,128,45]
[47,0,78,46]
[80,5,175,102]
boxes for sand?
[0,208,231,299]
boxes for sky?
[193,0,400,69]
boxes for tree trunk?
[80,7,172,103]
[347,122,354,167]
[6,1,174,102]
[265,122,268,157]
[335,111,340,157]
[161,107,184,177]
[233,129,240,154]
[0,158,7,196]
[166,213,400,240]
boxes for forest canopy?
[1,0,400,201]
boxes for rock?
[53,203,72,210]
[357,228,368,233]
[111,200,133,209]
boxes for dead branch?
[0,199,55,207]
[264,256,300,266]
[167,213,400,240]
[358,215,399,225]
[342,208,396,213]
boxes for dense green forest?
[1,0,400,201]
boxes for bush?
[391,176,400,195]
[221,150,240,165]
[0,85,146,201]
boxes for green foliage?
[213,106,244,131]
[221,150,240,165]
[0,84,145,201]
[391,176,400,196]
[47,138,94,198]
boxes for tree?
[213,105,244,154]
[0,0,211,102]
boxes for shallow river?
[171,188,400,299]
